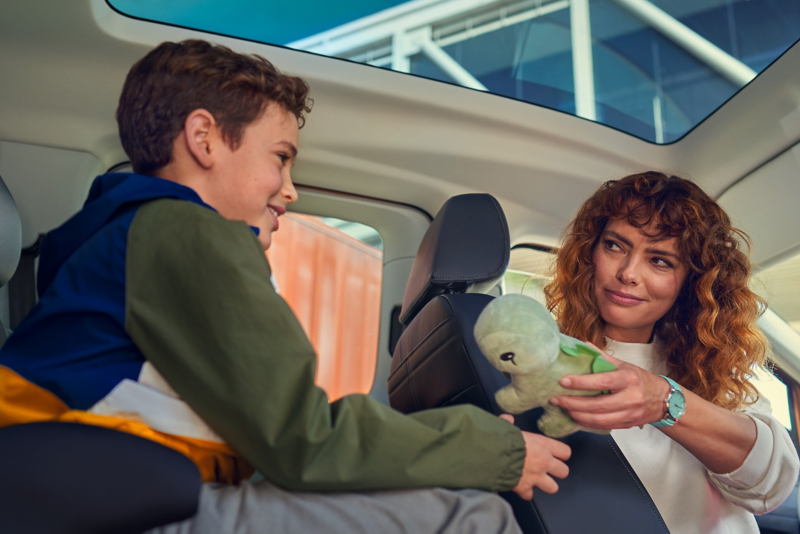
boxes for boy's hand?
[499,414,571,500]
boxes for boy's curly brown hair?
[117,39,312,176]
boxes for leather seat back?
[390,293,501,414]
[389,194,669,534]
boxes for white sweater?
[606,338,800,534]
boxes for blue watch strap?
[650,375,684,428]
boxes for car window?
[502,246,555,306]
[268,213,383,402]
[754,251,800,334]
[749,366,793,431]
[751,250,800,430]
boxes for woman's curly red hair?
[544,171,769,410]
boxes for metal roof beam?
[414,29,488,90]
[571,0,596,121]
[611,0,757,87]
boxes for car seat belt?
[8,235,44,329]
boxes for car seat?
[0,174,202,534]
[388,193,670,534]
[0,174,21,344]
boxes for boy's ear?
[183,109,217,169]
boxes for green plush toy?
[474,294,616,438]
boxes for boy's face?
[209,103,299,250]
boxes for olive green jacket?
[125,199,525,492]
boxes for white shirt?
[606,338,799,534]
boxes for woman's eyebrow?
[604,230,633,248]
[606,230,681,259]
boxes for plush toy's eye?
[500,352,516,365]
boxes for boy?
[0,40,570,533]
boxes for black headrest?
[399,194,509,325]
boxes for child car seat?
[0,174,202,534]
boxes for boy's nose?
[282,174,299,204]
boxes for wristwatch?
[650,376,686,427]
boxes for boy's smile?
[206,103,299,250]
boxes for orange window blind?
[267,213,382,401]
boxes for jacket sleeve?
[708,394,800,514]
[124,199,525,492]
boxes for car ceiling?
[2,0,800,257]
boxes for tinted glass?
[109,0,800,142]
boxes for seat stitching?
[440,383,481,407]
[406,357,420,411]
[442,295,496,412]
[387,316,454,381]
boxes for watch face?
[669,389,687,420]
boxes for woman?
[545,172,799,534]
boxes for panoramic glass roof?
[109,0,800,143]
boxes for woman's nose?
[617,258,640,285]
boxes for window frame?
[289,184,432,405]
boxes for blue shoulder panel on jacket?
[38,173,211,296]
[0,174,215,410]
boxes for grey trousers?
[147,480,522,534]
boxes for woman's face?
[592,218,689,343]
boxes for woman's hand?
[549,345,758,473]
[549,348,670,430]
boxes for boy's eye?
[278,153,289,164]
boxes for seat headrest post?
[0,176,22,287]
[399,194,509,325]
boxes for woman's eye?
[652,257,673,268]
[604,239,621,251]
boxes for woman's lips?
[604,288,645,306]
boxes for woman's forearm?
[554,355,760,474]
[661,387,757,474]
